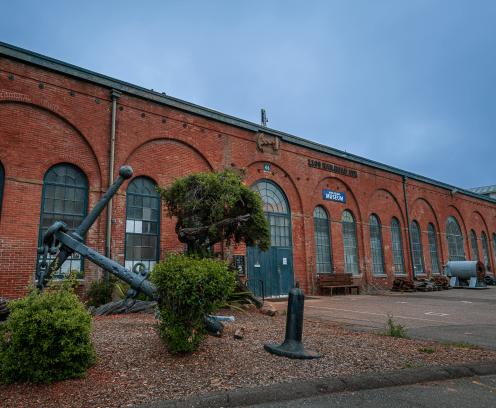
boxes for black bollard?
[264,281,321,359]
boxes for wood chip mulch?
[2,309,496,407]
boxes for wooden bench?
[318,274,360,296]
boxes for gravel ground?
[2,309,496,408]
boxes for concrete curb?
[133,361,496,408]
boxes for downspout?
[106,89,121,280]
[403,176,416,278]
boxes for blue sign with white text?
[264,164,271,172]
[323,189,346,203]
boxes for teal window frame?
[251,179,292,248]
[446,216,466,261]
[342,210,359,275]
[124,176,161,271]
[369,214,385,274]
[481,231,490,271]
[411,220,425,274]
[314,205,332,274]
[390,217,405,274]
[37,163,88,279]
[427,223,441,274]
[470,230,479,261]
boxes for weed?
[418,348,435,353]
[400,289,404,294]
[375,314,409,338]
[282,309,287,315]
[399,362,424,368]
[440,341,477,349]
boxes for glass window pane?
[428,223,440,274]
[125,177,160,265]
[38,164,87,278]
[446,217,465,261]
[342,210,359,275]
[390,217,404,274]
[411,221,424,274]
[369,214,384,274]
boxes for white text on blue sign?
[323,189,346,203]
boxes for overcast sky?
[2,1,495,189]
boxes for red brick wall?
[2,55,496,299]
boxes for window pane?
[470,230,479,261]
[369,214,384,274]
[428,223,440,274]
[411,221,424,274]
[446,217,465,261]
[342,210,359,274]
[38,164,87,278]
[390,217,404,274]
[481,231,490,270]
[125,177,160,266]
[314,206,332,273]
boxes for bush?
[0,272,97,385]
[150,253,237,354]
[86,275,118,308]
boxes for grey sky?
[1,1,495,189]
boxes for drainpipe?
[403,176,416,278]
[106,90,121,280]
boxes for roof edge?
[1,41,495,205]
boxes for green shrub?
[86,275,118,308]
[150,252,237,354]
[0,272,97,385]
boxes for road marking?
[425,312,450,316]
[461,301,472,303]
[396,302,408,303]
[307,306,453,323]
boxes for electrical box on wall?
[234,255,245,275]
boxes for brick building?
[1,41,496,299]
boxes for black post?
[264,281,321,359]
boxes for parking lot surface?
[270,287,496,350]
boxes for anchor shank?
[54,230,157,300]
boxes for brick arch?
[121,138,213,191]
[118,134,216,173]
[244,161,303,214]
[469,211,490,237]
[312,176,362,223]
[366,188,405,227]
[410,197,440,233]
[0,93,103,182]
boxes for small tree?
[157,167,270,254]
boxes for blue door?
[246,180,293,298]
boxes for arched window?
[369,214,384,274]
[314,206,332,273]
[390,217,404,274]
[470,230,479,261]
[481,231,490,271]
[0,161,4,221]
[446,216,465,261]
[38,163,88,277]
[411,221,424,274]
[427,223,441,274]
[342,210,359,275]
[125,177,160,271]
[251,180,291,247]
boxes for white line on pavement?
[307,306,456,323]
